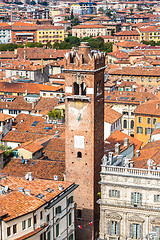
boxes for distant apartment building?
[138,26,160,42]
[109,66,160,87]
[71,2,97,15]
[11,8,49,21]
[0,23,11,44]
[37,25,64,45]
[114,30,140,42]
[72,24,106,38]
[11,22,37,45]
[134,100,160,146]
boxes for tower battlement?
[64,42,105,71]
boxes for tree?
[130,8,134,15]
[105,9,113,18]
[46,41,52,49]
[71,17,80,27]
[65,36,80,47]
[36,20,41,25]
[70,9,74,20]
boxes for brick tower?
[64,42,105,240]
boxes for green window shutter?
[69,213,72,226]
[117,191,120,198]
[109,190,112,197]
[47,231,50,240]
[131,192,134,206]
[154,195,157,202]
[107,221,111,235]
[71,196,74,203]
[129,223,133,238]
[56,224,59,237]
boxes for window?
[122,111,129,115]
[28,218,31,228]
[77,209,82,219]
[56,223,59,237]
[67,196,74,206]
[22,220,26,230]
[149,77,152,82]
[40,211,43,220]
[131,192,142,206]
[137,126,143,134]
[154,195,160,202]
[69,234,74,240]
[131,112,134,116]
[34,215,37,225]
[43,93,46,97]
[153,118,157,125]
[138,117,142,123]
[130,223,142,239]
[69,213,72,226]
[13,224,17,234]
[145,127,152,135]
[7,227,11,237]
[77,151,82,158]
[123,120,127,129]
[107,220,120,235]
[109,190,120,198]
[141,77,144,82]
[131,120,134,129]
[56,206,61,215]
[46,214,50,224]
[47,231,50,240]
[152,226,160,240]
[147,117,151,124]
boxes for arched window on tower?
[74,82,79,95]
[77,152,82,158]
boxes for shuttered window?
[107,220,120,236]
[69,213,72,226]
[131,192,142,206]
[56,223,59,237]
[109,189,120,198]
[130,223,142,239]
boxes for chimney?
[117,155,123,163]
[124,137,129,148]
[130,161,134,168]
[28,172,33,181]
[115,142,120,154]
[18,187,24,193]
[58,184,63,191]
[136,150,140,157]
[156,103,159,109]
[108,152,113,165]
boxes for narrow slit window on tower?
[77,151,82,158]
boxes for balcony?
[101,165,160,179]
[66,95,91,102]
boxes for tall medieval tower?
[64,42,105,240]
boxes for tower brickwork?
[64,42,105,240]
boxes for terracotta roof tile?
[104,106,122,124]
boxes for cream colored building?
[0,175,78,240]
[72,24,106,38]
[98,156,160,240]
